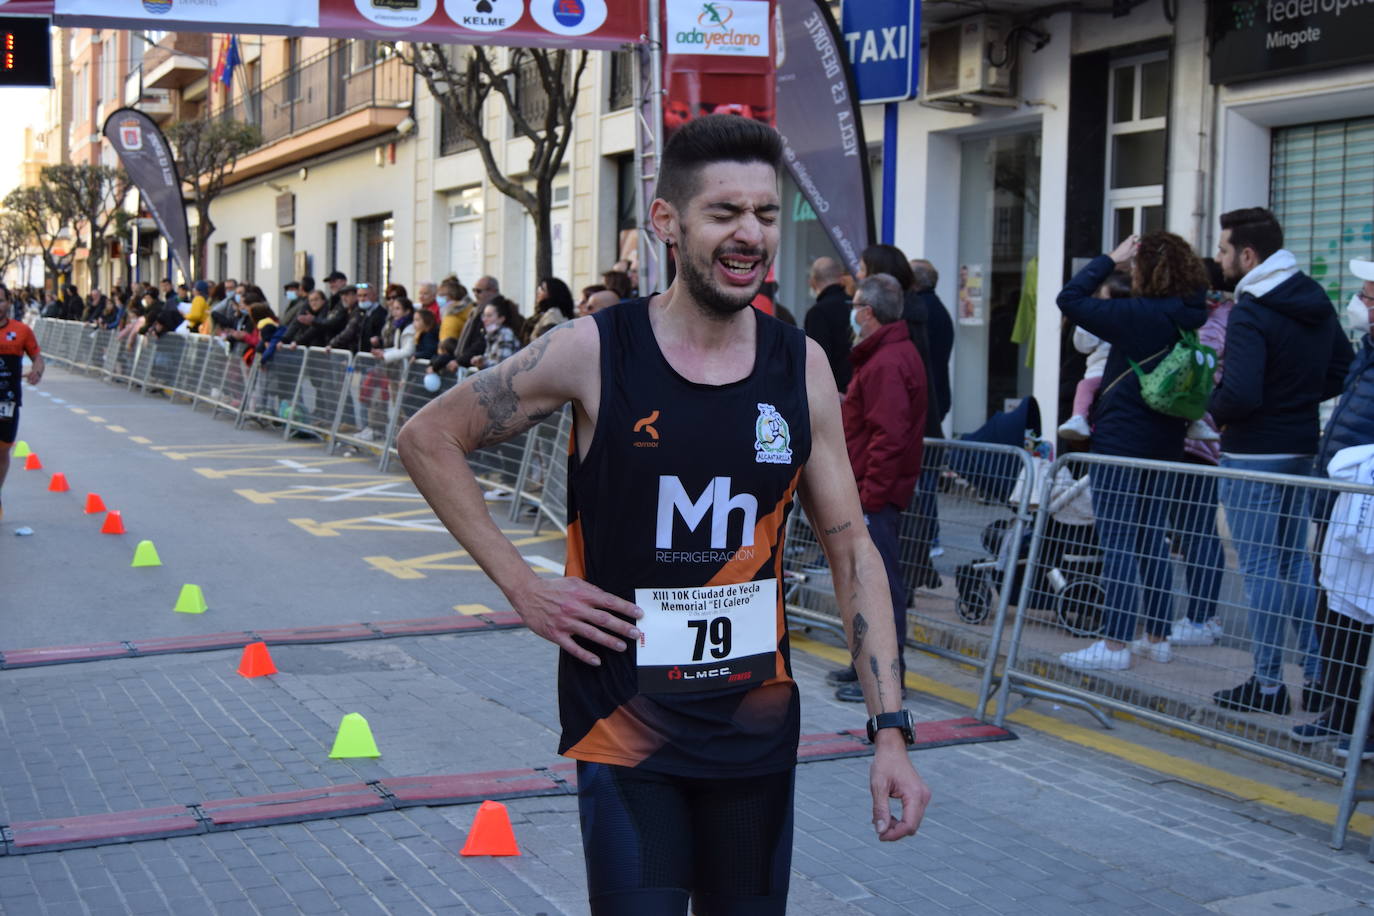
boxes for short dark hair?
[655,115,783,210]
[325,270,347,283]
[1220,207,1284,262]
[284,281,300,291]
[860,244,915,291]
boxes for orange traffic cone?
[237,642,278,678]
[24,453,41,470]
[100,511,126,534]
[84,493,106,514]
[48,473,70,493]
[459,800,521,856]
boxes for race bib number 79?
[634,579,778,694]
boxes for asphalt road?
[0,365,563,649]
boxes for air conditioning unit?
[921,15,1014,102]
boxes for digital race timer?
[0,17,52,88]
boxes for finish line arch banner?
[3,0,646,48]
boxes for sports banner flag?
[102,108,194,282]
[32,0,644,48]
[774,0,872,274]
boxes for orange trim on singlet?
[563,703,665,766]
[705,467,802,588]
[565,517,586,579]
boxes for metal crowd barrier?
[782,438,1036,716]
[29,318,572,534]
[987,451,1374,854]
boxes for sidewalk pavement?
[3,622,1374,915]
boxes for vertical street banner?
[774,0,872,274]
[102,108,193,281]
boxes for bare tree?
[42,163,131,289]
[400,44,588,284]
[3,183,81,291]
[0,211,29,285]
[166,118,263,279]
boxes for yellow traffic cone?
[131,540,162,568]
[328,713,381,758]
[12,440,31,458]
[173,584,207,614]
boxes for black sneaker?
[835,681,907,704]
[825,666,858,686]
[1213,677,1291,715]
[1290,714,1341,744]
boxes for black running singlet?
[559,298,811,778]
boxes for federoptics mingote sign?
[1209,0,1374,84]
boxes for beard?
[676,228,769,320]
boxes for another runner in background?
[0,286,45,521]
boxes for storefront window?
[952,130,1041,434]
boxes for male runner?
[0,286,45,521]
[399,115,929,915]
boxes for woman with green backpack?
[1054,232,1209,672]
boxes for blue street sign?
[839,1,920,105]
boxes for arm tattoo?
[870,656,887,708]
[469,324,567,446]
[824,520,852,536]
[848,612,868,661]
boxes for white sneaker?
[1129,637,1173,663]
[1170,618,1221,647]
[1059,640,1131,671]
[1185,419,1220,441]
[356,427,377,442]
[1058,415,1092,441]
[484,488,513,502]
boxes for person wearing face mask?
[1304,257,1374,756]
[280,281,304,326]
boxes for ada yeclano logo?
[754,403,792,465]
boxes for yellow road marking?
[129,436,152,444]
[366,533,564,579]
[106,425,128,433]
[156,443,331,461]
[87,416,106,423]
[791,635,1374,838]
[289,509,442,537]
[455,604,494,616]
[69,407,88,414]
[232,479,420,504]
[196,460,371,480]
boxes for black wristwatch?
[866,709,916,745]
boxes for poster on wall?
[958,263,984,326]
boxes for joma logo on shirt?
[656,476,757,549]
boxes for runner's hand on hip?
[514,577,643,666]
[870,743,931,841]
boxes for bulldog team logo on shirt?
[754,403,792,464]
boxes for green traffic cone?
[131,540,162,568]
[173,584,207,614]
[329,713,381,758]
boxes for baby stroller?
[955,468,1105,635]
[949,396,1105,635]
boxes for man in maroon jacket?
[832,273,928,702]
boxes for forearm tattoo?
[469,324,566,446]
[849,612,868,661]
[825,520,852,535]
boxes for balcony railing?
[210,44,412,150]
[608,49,635,112]
[439,104,478,157]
